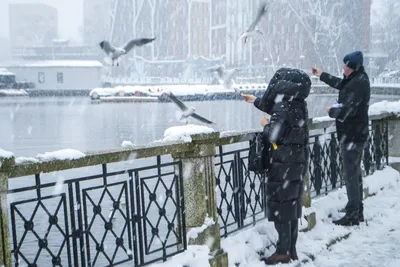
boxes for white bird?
[167,92,214,124]
[99,38,156,66]
[208,65,240,92]
[239,2,268,45]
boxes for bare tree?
[373,0,400,63]
[281,0,357,75]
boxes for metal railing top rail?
[2,113,397,179]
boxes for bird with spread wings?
[167,92,214,124]
[239,2,268,45]
[99,38,156,66]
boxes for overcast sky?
[0,0,83,42]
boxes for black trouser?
[274,220,298,255]
[341,142,364,218]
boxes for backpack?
[248,133,270,174]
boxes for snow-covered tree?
[282,0,366,75]
[372,0,400,66]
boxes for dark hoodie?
[254,68,311,223]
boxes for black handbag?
[248,133,270,174]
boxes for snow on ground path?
[150,167,400,267]
[222,167,400,267]
[312,182,400,267]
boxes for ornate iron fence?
[215,119,389,236]
[309,120,389,196]
[8,156,186,267]
[214,145,266,238]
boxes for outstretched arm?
[313,67,342,90]
[254,93,275,114]
[320,72,343,90]
[241,93,274,114]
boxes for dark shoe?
[340,206,364,222]
[290,252,298,261]
[262,253,291,265]
[359,205,364,222]
[359,212,364,222]
[333,214,359,226]
[290,247,298,261]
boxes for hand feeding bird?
[167,92,214,125]
[99,37,156,66]
[239,2,268,45]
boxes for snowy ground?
[150,166,400,267]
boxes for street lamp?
[299,55,305,70]
[264,58,270,80]
[369,58,373,77]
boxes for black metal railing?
[309,120,389,196]
[215,144,266,238]
[215,119,390,236]
[8,156,186,267]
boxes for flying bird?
[99,38,156,66]
[167,92,214,124]
[239,2,268,45]
[208,65,240,92]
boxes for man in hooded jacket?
[242,68,311,265]
[312,51,370,226]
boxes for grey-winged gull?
[167,92,214,124]
[207,65,240,92]
[239,2,268,45]
[99,38,156,66]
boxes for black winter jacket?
[254,68,311,222]
[320,67,370,144]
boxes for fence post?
[312,136,322,195]
[387,117,400,158]
[301,135,316,232]
[0,156,13,267]
[302,169,316,232]
[372,120,383,170]
[329,134,338,188]
[172,133,228,267]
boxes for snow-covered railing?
[0,111,399,267]
[102,76,400,86]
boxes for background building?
[3,60,103,90]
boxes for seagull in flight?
[99,37,156,66]
[239,2,268,45]
[208,65,240,92]
[167,92,214,124]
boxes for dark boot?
[290,247,298,261]
[333,214,359,226]
[290,252,298,261]
[341,205,364,222]
[262,253,291,265]
[359,205,364,222]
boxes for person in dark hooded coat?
[242,68,311,265]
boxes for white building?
[2,60,103,90]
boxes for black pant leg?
[341,143,364,218]
[290,219,298,253]
[274,221,291,255]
